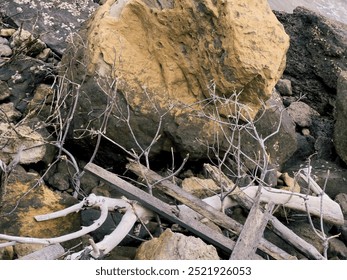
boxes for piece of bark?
[230,200,274,260]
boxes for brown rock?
[14,243,46,259]
[86,0,288,118]
[0,244,14,260]
[135,228,219,260]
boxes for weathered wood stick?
[230,199,274,260]
[126,161,294,260]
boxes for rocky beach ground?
[0,0,347,260]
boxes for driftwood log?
[128,161,344,260]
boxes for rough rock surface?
[0,0,97,54]
[135,228,219,260]
[334,71,347,165]
[63,0,289,160]
[275,7,347,116]
[0,56,52,113]
[287,101,320,127]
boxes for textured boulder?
[275,7,347,116]
[334,71,347,165]
[135,228,219,260]
[63,0,289,160]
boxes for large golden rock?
[62,0,291,160]
[87,0,289,118]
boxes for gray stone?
[334,71,347,165]
[276,79,292,96]
[335,193,347,217]
[239,90,297,170]
[287,101,320,127]
[269,0,347,25]
[0,123,46,164]
[308,159,347,199]
[0,44,12,57]
[328,238,347,260]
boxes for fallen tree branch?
[242,186,343,225]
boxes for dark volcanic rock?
[334,71,347,165]
[275,7,347,116]
[0,56,52,112]
[1,0,97,55]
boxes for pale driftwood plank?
[126,161,294,260]
[19,244,65,260]
[230,200,274,260]
[84,162,235,254]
